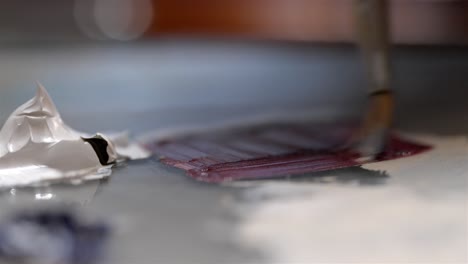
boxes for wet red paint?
[144,123,431,183]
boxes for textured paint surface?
[234,135,468,263]
[145,123,431,182]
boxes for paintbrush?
[349,0,394,158]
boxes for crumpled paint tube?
[0,210,109,264]
[0,84,151,187]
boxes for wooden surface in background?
[149,0,468,44]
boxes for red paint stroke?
[145,123,431,183]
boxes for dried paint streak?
[145,123,431,183]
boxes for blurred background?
[1,0,468,132]
[3,0,468,43]
[0,2,467,263]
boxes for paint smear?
[144,122,431,182]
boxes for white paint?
[234,135,468,263]
[0,84,83,156]
[106,131,151,160]
[0,84,149,188]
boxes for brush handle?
[354,0,391,94]
[351,0,394,157]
